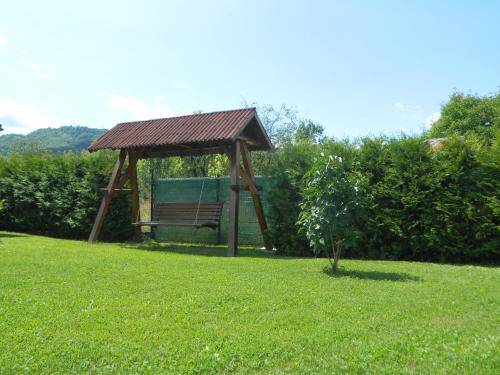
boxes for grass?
[0,232,499,374]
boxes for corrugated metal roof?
[89,108,269,152]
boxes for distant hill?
[0,126,106,155]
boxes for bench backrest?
[153,202,224,225]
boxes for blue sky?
[0,0,498,137]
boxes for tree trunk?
[332,255,339,273]
[330,236,342,274]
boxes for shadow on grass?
[322,267,423,282]
[119,241,302,260]
[0,232,28,239]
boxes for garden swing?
[87,108,273,256]
[133,179,224,229]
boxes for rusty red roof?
[88,108,272,155]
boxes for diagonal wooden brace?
[239,141,273,250]
[88,149,127,243]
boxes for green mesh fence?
[152,176,268,245]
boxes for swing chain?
[193,179,205,225]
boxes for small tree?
[299,153,365,272]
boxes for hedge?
[265,136,499,262]
[0,152,133,241]
[0,134,498,263]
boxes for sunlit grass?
[0,232,498,374]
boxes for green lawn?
[0,232,498,374]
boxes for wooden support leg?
[240,142,273,250]
[129,150,142,241]
[88,150,127,243]
[227,141,240,256]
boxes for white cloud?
[19,59,53,71]
[0,35,5,46]
[99,92,188,120]
[0,98,60,134]
[425,112,441,128]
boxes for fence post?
[150,163,156,240]
[216,177,221,244]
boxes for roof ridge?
[117,107,256,126]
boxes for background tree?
[295,120,325,143]
[8,139,50,156]
[244,102,300,146]
[428,91,499,145]
[244,101,315,175]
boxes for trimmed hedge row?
[0,134,498,263]
[265,136,499,262]
[355,136,499,262]
[0,152,133,241]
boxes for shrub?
[299,152,366,271]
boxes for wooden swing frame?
[88,139,272,256]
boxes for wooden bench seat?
[134,202,224,229]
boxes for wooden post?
[88,149,126,243]
[227,141,240,256]
[129,150,142,241]
[240,142,273,250]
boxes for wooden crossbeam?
[235,136,259,147]
[230,183,262,192]
[116,149,144,189]
[144,146,226,159]
[99,188,132,194]
[116,166,132,189]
